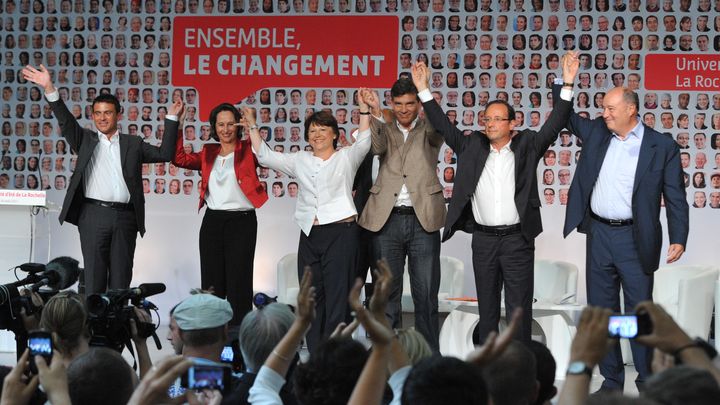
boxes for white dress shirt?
[472,141,521,226]
[46,90,130,203]
[45,90,177,203]
[254,129,371,235]
[419,85,574,226]
[205,152,254,210]
[590,119,644,220]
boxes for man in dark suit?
[556,83,689,391]
[411,51,579,342]
[22,64,180,294]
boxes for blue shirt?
[590,119,644,220]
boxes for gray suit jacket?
[358,116,447,232]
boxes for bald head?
[602,87,639,137]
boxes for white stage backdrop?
[1,1,719,320]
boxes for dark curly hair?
[293,338,368,405]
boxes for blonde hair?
[39,290,89,355]
[396,327,432,365]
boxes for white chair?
[533,260,578,304]
[653,265,718,340]
[532,260,580,377]
[401,255,465,313]
[276,253,299,305]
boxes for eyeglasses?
[481,117,512,124]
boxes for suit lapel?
[399,119,422,163]
[77,132,99,173]
[119,134,130,178]
[473,135,491,185]
[633,129,657,194]
[594,131,613,176]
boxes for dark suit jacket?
[422,94,572,242]
[553,84,689,274]
[50,98,179,236]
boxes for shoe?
[591,385,622,397]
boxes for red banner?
[644,54,720,91]
[172,16,399,120]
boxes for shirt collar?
[490,139,513,153]
[97,129,120,143]
[395,115,419,133]
[613,117,644,141]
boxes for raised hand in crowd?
[126,355,192,405]
[263,268,315,376]
[21,65,55,93]
[557,306,611,405]
[329,319,360,340]
[635,301,720,384]
[1,349,39,405]
[35,353,71,405]
[368,259,411,372]
[466,307,523,367]
[347,262,395,405]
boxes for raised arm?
[242,106,298,177]
[347,272,395,405]
[172,103,202,170]
[249,269,316,405]
[413,62,467,153]
[142,99,182,163]
[22,64,84,151]
[363,89,388,155]
[534,51,578,150]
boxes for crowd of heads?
[4,265,720,405]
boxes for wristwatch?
[566,361,592,377]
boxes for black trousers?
[471,230,534,343]
[298,222,358,352]
[78,202,138,294]
[199,209,257,327]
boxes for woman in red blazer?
[174,103,268,328]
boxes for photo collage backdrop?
[1,0,719,210]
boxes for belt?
[474,223,522,236]
[590,211,633,226]
[391,206,415,215]
[84,198,134,211]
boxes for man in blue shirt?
[557,85,689,392]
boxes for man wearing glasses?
[410,51,578,342]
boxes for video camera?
[86,283,165,352]
[0,257,81,334]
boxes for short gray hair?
[238,303,295,372]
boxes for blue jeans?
[373,211,440,351]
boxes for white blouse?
[205,152,255,211]
[254,129,371,235]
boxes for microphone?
[30,256,81,291]
[128,283,166,299]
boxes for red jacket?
[173,135,268,211]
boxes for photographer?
[557,302,720,404]
[38,291,153,377]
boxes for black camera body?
[86,283,165,352]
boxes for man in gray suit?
[358,78,446,350]
[22,64,180,294]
